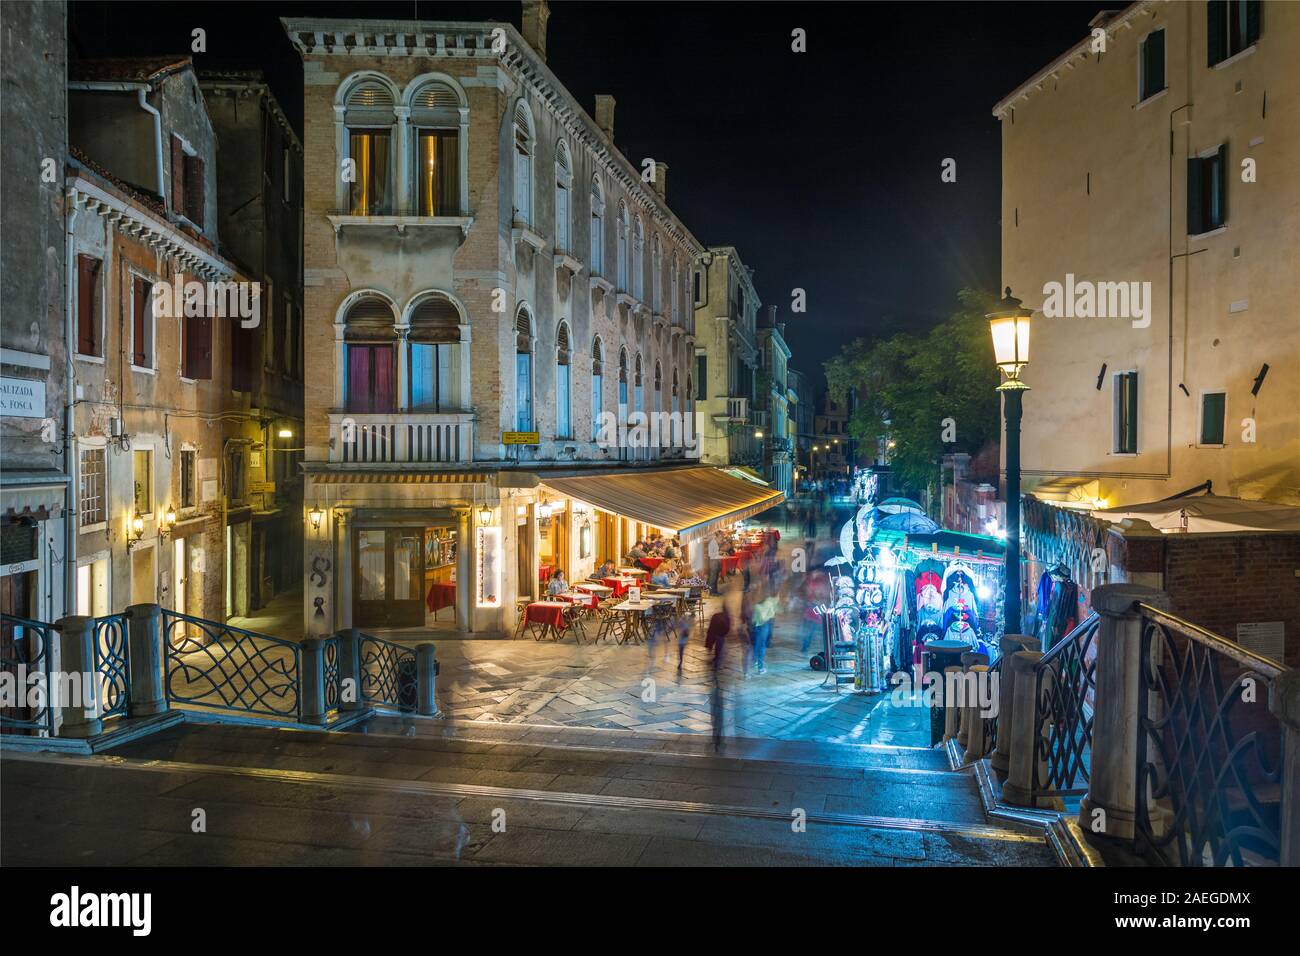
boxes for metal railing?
[982,655,1002,754]
[162,609,301,720]
[329,411,474,464]
[1030,613,1100,804]
[93,613,130,722]
[0,614,55,736]
[357,632,418,712]
[1134,604,1288,867]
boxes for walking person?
[705,605,732,751]
[750,582,777,676]
[707,531,722,594]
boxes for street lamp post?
[987,287,1032,636]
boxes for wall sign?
[476,526,501,608]
[502,431,540,445]
[0,377,45,418]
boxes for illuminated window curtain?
[591,371,603,440]
[557,363,571,437]
[357,530,387,600]
[349,130,392,215]
[417,130,458,216]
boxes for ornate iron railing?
[1,613,55,736]
[93,613,130,721]
[358,633,417,711]
[982,655,1002,754]
[321,634,341,712]
[162,610,300,720]
[1135,604,1287,867]
[1030,612,1100,804]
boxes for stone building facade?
[0,0,70,625]
[693,246,761,469]
[285,6,735,638]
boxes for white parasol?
[1091,493,1300,533]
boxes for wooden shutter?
[1215,143,1228,227]
[185,154,205,228]
[1186,157,1204,235]
[132,277,148,366]
[185,305,212,380]
[1245,0,1261,46]
[77,255,100,355]
[231,324,252,392]
[170,135,185,212]
[1207,1,1227,65]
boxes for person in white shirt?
[546,570,568,597]
[707,533,722,593]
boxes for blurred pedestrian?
[705,605,732,750]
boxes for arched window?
[589,177,605,276]
[672,367,680,416]
[651,235,662,312]
[512,100,534,227]
[669,254,679,323]
[410,80,460,216]
[515,307,533,431]
[591,337,604,441]
[632,215,645,301]
[556,321,572,439]
[343,293,397,412]
[344,80,396,215]
[407,293,461,411]
[633,352,644,415]
[616,201,629,291]
[555,140,572,255]
[618,347,629,408]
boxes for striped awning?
[541,467,784,537]
[309,471,489,484]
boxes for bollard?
[126,603,167,716]
[990,634,1039,773]
[963,664,992,763]
[417,643,439,717]
[1079,584,1170,843]
[300,637,326,725]
[336,628,364,711]
[1001,650,1044,807]
[53,616,102,738]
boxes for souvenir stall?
[814,489,1007,694]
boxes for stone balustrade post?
[942,666,962,741]
[1078,584,1170,843]
[957,651,988,749]
[53,615,102,738]
[126,603,167,716]
[963,664,992,763]
[990,634,1039,773]
[337,628,364,711]
[1268,669,1300,867]
[417,643,439,717]
[1001,650,1044,807]
[300,637,327,725]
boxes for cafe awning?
[540,466,784,537]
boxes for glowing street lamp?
[308,506,324,532]
[987,287,1033,634]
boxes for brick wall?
[1163,533,1300,668]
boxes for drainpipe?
[64,198,79,618]
[136,88,166,199]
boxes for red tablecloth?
[640,556,664,570]
[719,554,743,575]
[426,582,455,613]
[559,592,598,609]
[539,564,554,581]
[602,577,631,596]
[526,603,566,628]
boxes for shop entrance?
[353,522,458,629]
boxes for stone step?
[105,720,987,825]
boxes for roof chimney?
[594,94,616,139]
[651,161,668,200]
[765,305,777,328]
[521,1,550,61]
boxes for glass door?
[354,528,425,628]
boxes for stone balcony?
[328,411,474,465]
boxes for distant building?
[693,246,761,469]
[199,72,306,618]
[812,390,854,482]
[756,305,793,496]
[787,367,815,491]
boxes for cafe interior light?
[988,287,1033,384]
[278,428,293,439]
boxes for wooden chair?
[512,597,532,640]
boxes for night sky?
[69,0,1101,392]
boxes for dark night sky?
[69,0,1102,391]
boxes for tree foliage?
[824,288,1000,502]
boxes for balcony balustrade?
[328,411,474,465]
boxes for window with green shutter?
[1187,145,1227,235]
[1114,371,1139,454]
[1140,29,1165,101]
[1208,0,1262,66]
[1200,392,1226,445]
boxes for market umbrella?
[876,511,940,534]
[877,497,926,515]
[1091,493,1300,533]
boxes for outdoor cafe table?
[719,553,744,575]
[525,601,570,641]
[639,556,664,571]
[576,582,613,598]
[557,590,598,609]
[611,600,657,644]
[618,567,648,577]
[426,582,455,616]
[602,576,637,597]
